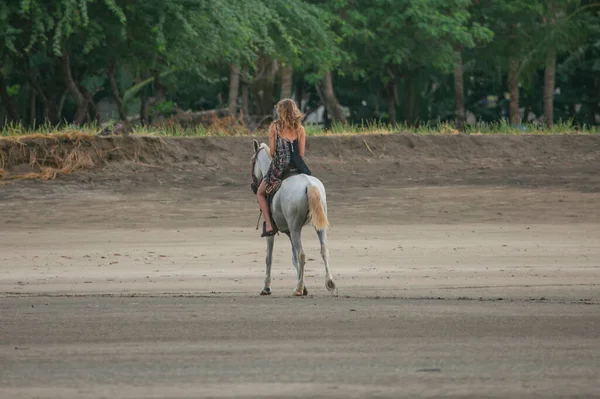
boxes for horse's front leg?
[260,235,275,295]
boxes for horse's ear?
[253,139,259,153]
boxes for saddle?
[257,167,299,236]
[266,167,299,205]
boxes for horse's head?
[250,139,271,194]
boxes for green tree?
[337,0,491,125]
[476,1,546,125]
[1,0,599,129]
[226,0,343,120]
[536,1,595,127]
[0,1,27,122]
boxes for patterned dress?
[264,123,296,195]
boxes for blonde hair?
[275,99,304,130]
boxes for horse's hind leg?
[286,232,308,296]
[317,229,336,292]
[260,235,275,296]
[290,229,307,296]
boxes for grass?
[303,119,600,136]
[1,119,598,138]
[0,131,101,181]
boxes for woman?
[257,98,308,237]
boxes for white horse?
[251,139,336,296]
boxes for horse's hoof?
[303,286,308,296]
[326,279,336,292]
[293,289,304,296]
[260,287,272,296]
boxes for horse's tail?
[307,185,328,231]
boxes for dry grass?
[145,111,250,136]
[0,132,102,182]
[1,118,597,182]
[3,118,598,138]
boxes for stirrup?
[261,222,277,237]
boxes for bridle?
[250,146,264,195]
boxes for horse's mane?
[260,143,271,159]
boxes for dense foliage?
[0,0,598,130]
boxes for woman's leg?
[257,180,275,234]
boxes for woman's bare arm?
[298,126,306,157]
[268,124,277,158]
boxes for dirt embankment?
[1,133,598,173]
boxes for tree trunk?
[27,69,43,121]
[60,48,87,125]
[29,89,37,127]
[147,72,167,107]
[140,93,149,126]
[544,47,557,128]
[88,99,101,126]
[45,98,58,125]
[0,74,20,123]
[294,77,304,111]
[40,90,66,126]
[318,70,346,124]
[508,57,521,125]
[138,71,150,126]
[453,50,466,131]
[387,95,396,125]
[280,65,293,100]
[108,62,132,133]
[387,76,398,125]
[375,88,382,119]
[228,64,240,118]
[57,89,67,125]
[29,79,65,127]
[405,78,418,125]
[27,56,65,126]
[251,55,278,116]
[84,88,100,126]
[241,66,250,122]
[268,59,278,110]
